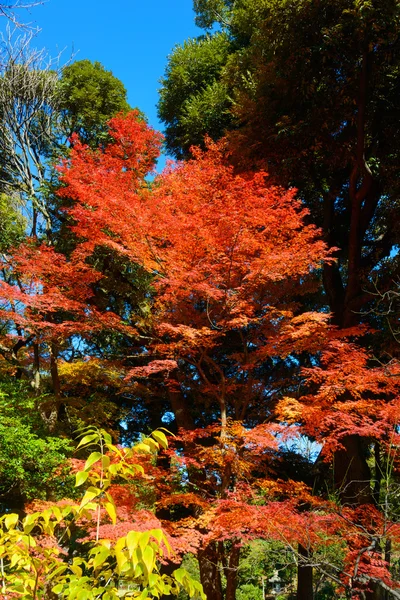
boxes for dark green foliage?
[58,59,131,147]
[0,379,75,510]
[158,33,234,158]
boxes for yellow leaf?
[151,430,168,449]
[105,502,117,525]
[141,545,155,575]
[4,513,18,530]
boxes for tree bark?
[198,542,224,600]
[168,382,195,431]
[225,544,240,600]
[32,341,41,392]
[297,544,313,600]
[334,435,373,506]
[167,382,225,598]
[50,343,61,397]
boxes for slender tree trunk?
[365,582,385,600]
[167,381,225,598]
[384,540,392,600]
[32,342,41,392]
[373,442,382,504]
[297,544,313,600]
[50,343,61,397]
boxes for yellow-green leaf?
[126,530,141,556]
[105,502,117,525]
[84,451,102,471]
[80,486,100,509]
[76,470,89,487]
[152,430,168,449]
[142,545,154,575]
[92,545,110,570]
[139,531,150,551]
[77,433,98,449]
[4,514,18,530]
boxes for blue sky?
[4,1,202,168]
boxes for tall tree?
[158,32,234,159]
[58,59,131,148]
[159,0,400,329]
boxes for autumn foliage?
[1,112,400,599]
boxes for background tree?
[158,33,233,159]
[58,59,131,147]
[0,33,132,236]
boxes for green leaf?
[77,433,98,449]
[84,451,103,471]
[75,470,89,487]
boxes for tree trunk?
[168,382,195,431]
[225,544,240,600]
[50,343,61,397]
[198,542,223,600]
[32,342,41,392]
[297,544,313,600]
[365,582,386,600]
[334,435,373,506]
[384,540,392,600]
[167,383,225,598]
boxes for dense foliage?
[0,2,400,600]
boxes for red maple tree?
[2,112,400,599]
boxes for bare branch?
[0,1,44,30]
